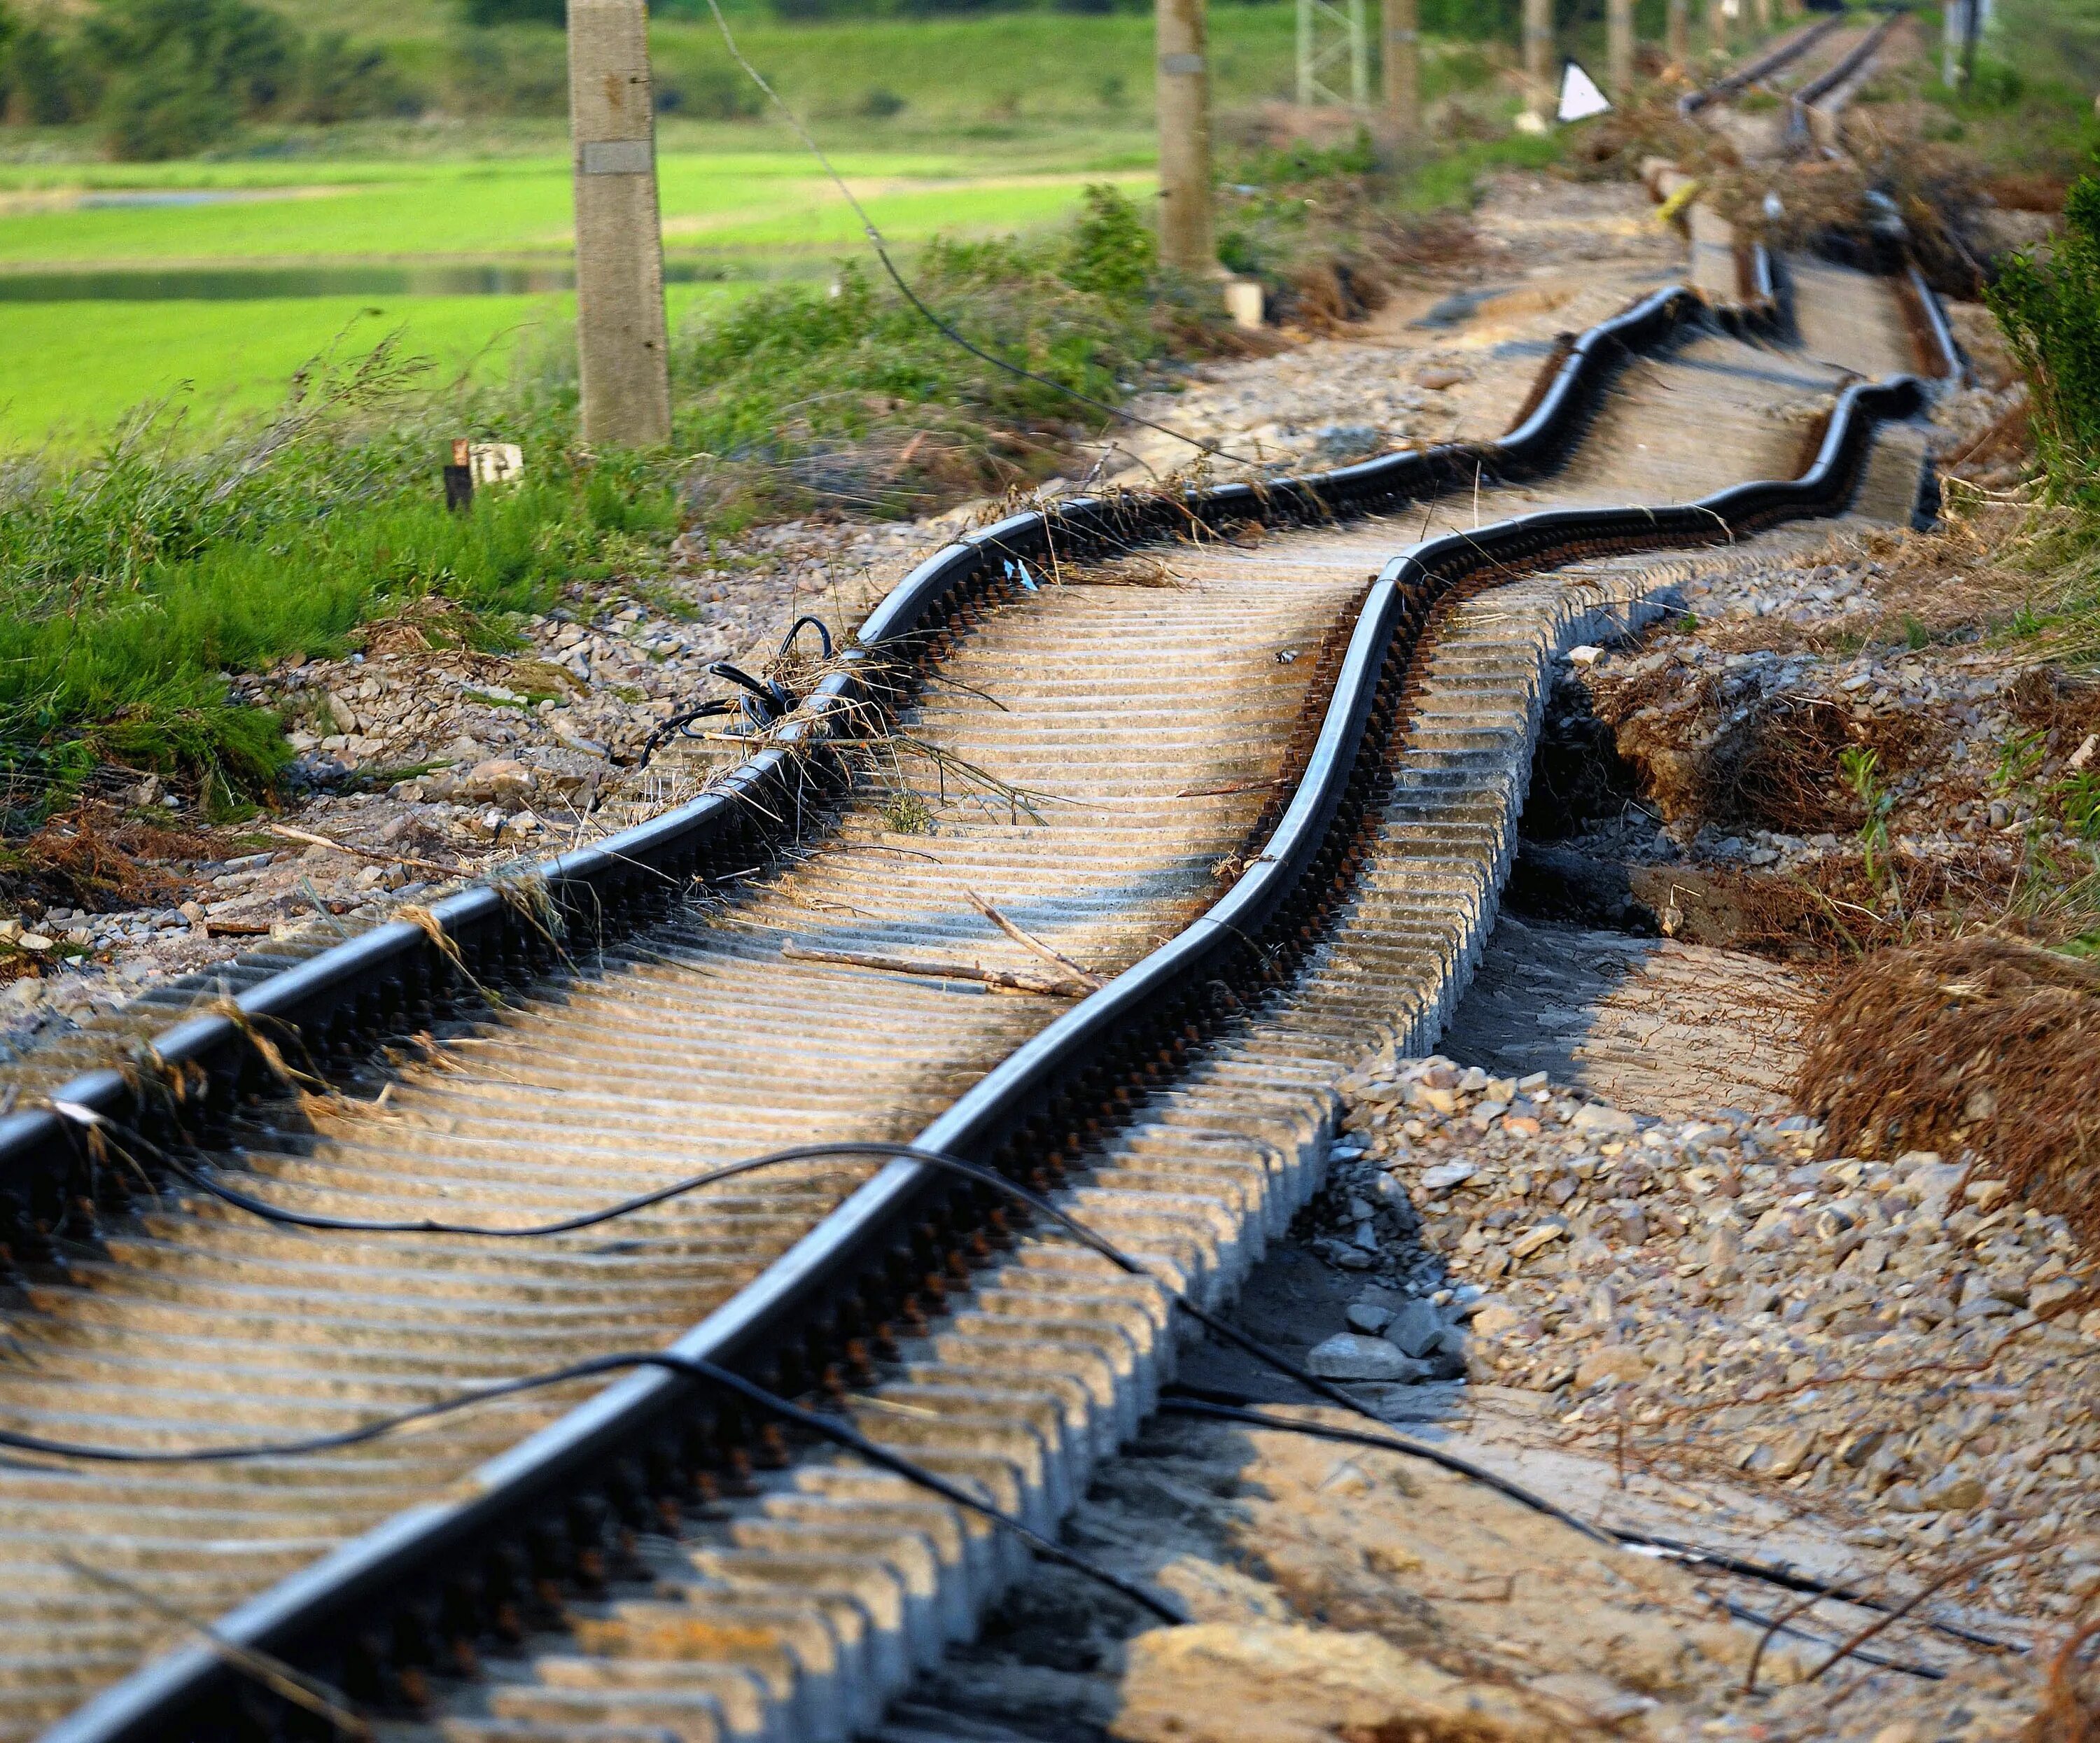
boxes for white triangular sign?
[1558,60,1612,122]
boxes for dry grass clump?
[1562,92,1732,183]
[0,800,237,916]
[1592,671,1947,838]
[1795,934,2100,1246]
[2027,1619,2100,1743]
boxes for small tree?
[1988,162,2100,506]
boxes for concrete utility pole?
[567,0,671,448]
[1523,0,1554,120]
[1608,0,1634,96]
[1667,0,1688,69]
[1156,0,1216,274]
[1382,0,1420,131]
[1708,0,1730,60]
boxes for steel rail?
[41,331,1933,1740]
[0,283,1702,1273]
[1678,11,1847,114]
[1787,9,1905,147]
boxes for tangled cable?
[47,1107,2022,1670]
[636,614,834,771]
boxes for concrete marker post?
[1667,0,1688,70]
[1608,0,1635,97]
[1523,0,1554,120]
[567,0,672,449]
[1382,0,1420,133]
[1157,0,1217,274]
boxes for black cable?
[75,1110,2013,1670]
[1719,1598,1943,1681]
[90,1107,1622,1556]
[1618,1531,2024,1655]
[636,613,837,770]
[0,1347,1184,1625]
[696,0,1268,471]
[1157,1394,2024,1658]
[1158,1394,1618,1548]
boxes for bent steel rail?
[39,298,1932,1743]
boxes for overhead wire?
[695,0,1269,470]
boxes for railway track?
[3,148,1958,1743]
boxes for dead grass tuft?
[1795,934,2100,1247]
[2008,665,2100,748]
[0,802,243,914]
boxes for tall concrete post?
[1667,0,1688,68]
[1708,0,1730,59]
[1157,0,1215,274]
[1942,0,1969,85]
[1523,0,1554,119]
[1751,0,1771,29]
[567,0,671,448]
[1608,0,1635,95]
[1382,0,1420,132]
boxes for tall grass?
[0,335,677,814]
[1989,161,2100,510]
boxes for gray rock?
[1383,1298,1447,1359]
[1306,1334,1420,1382]
[1569,1102,1638,1138]
[1420,1324,1469,1380]
[1345,1301,1396,1336]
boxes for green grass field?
[0,284,752,451]
[0,8,1509,450]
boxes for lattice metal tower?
[1297,0,1368,109]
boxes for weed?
[1989,156,2100,506]
[1840,746,1894,885]
[2060,771,2100,841]
[881,789,931,834]
[1904,613,1931,650]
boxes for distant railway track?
[6,132,1958,1743]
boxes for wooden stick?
[59,1557,372,1740]
[962,888,1102,989]
[780,941,1088,997]
[266,822,456,877]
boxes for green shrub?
[1989,161,2100,506]
[671,186,1168,515]
[461,0,566,24]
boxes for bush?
[1988,160,2100,506]
[1,21,84,124]
[671,186,1168,515]
[461,0,566,24]
[656,63,764,118]
[447,22,570,114]
[83,0,299,156]
[298,32,407,125]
